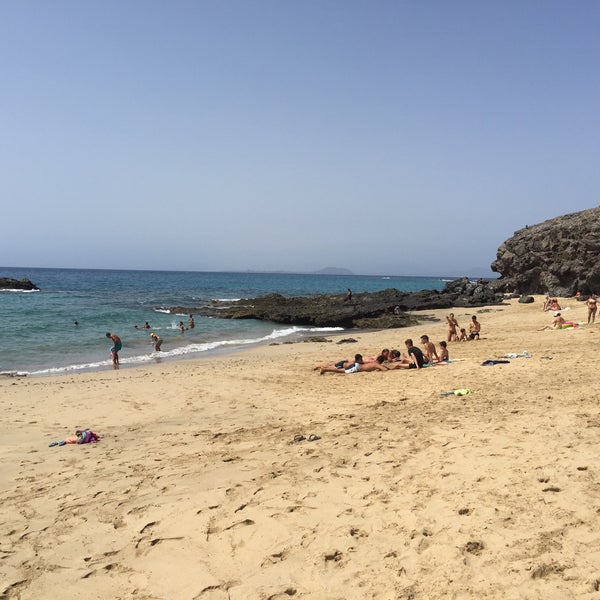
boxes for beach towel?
[481,359,510,366]
[440,389,474,396]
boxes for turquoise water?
[0,268,451,376]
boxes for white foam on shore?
[25,325,343,377]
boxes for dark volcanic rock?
[168,278,504,329]
[491,207,600,296]
[0,277,39,291]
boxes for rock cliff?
[490,207,600,296]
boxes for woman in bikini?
[446,313,459,342]
[587,294,597,324]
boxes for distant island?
[312,267,354,276]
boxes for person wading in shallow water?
[150,332,163,351]
[106,332,122,369]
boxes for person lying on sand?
[313,358,354,371]
[313,349,389,371]
[319,354,389,374]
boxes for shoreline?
[3,325,348,379]
[2,295,600,598]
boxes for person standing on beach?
[345,288,353,303]
[106,332,122,369]
[586,294,597,324]
[446,313,459,341]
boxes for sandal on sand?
[293,435,306,442]
[308,434,321,442]
[48,441,59,447]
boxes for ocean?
[0,267,452,376]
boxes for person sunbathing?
[313,357,354,371]
[319,354,389,374]
[313,349,389,371]
[539,312,566,330]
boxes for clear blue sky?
[2,1,599,277]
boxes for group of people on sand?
[314,336,450,375]
[542,296,562,312]
[539,292,598,329]
[446,313,481,342]
[314,311,487,375]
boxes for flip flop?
[308,434,321,442]
[293,435,306,442]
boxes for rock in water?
[0,277,39,291]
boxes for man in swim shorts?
[319,354,389,374]
[106,332,122,369]
[469,315,481,340]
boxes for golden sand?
[1,296,599,599]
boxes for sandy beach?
[2,295,600,599]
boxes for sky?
[2,0,599,277]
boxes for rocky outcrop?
[490,207,600,296]
[0,277,39,291]
[167,277,504,329]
